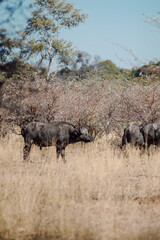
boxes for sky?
[1,0,160,69]
[60,0,160,69]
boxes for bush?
[1,68,160,138]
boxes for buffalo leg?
[56,147,61,162]
[61,148,66,163]
[23,143,31,162]
[121,134,126,150]
[56,147,66,163]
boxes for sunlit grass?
[0,134,160,240]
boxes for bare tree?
[143,12,160,33]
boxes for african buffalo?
[140,123,160,148]
[21,122,94,163]
[122,123,144,149]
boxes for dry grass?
[0,134,160,240]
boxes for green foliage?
[0,60,46,80]
[0,29,17,63]
[98,60,121,75]
[0,29,31,64]
[24,0,88,79]
[130,62,160,85]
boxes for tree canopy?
[23,0,88,80]
[0,0,88,81]
[98,60,121,75]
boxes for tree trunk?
[46,57,52,82]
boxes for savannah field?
[0,133,160,240]
[1,1,160,240]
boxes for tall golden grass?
[0,134,160,240]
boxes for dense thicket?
[0,61,160,138]
[0,0,160,138]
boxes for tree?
[0,0,33,64]
[72,51,91,70]
[23,0,88,81]
[0,28,30,64]
[98,60,121,75]
[0,28,21,63]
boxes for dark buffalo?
[122,123,144,149]
[21,122,94,163]
[140,123,160,148]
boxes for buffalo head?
[70,126,94,143]
[78,127,94,142]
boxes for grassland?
[0,134,160,240]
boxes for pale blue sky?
[1,0,160,69]
[61,0,160,69]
